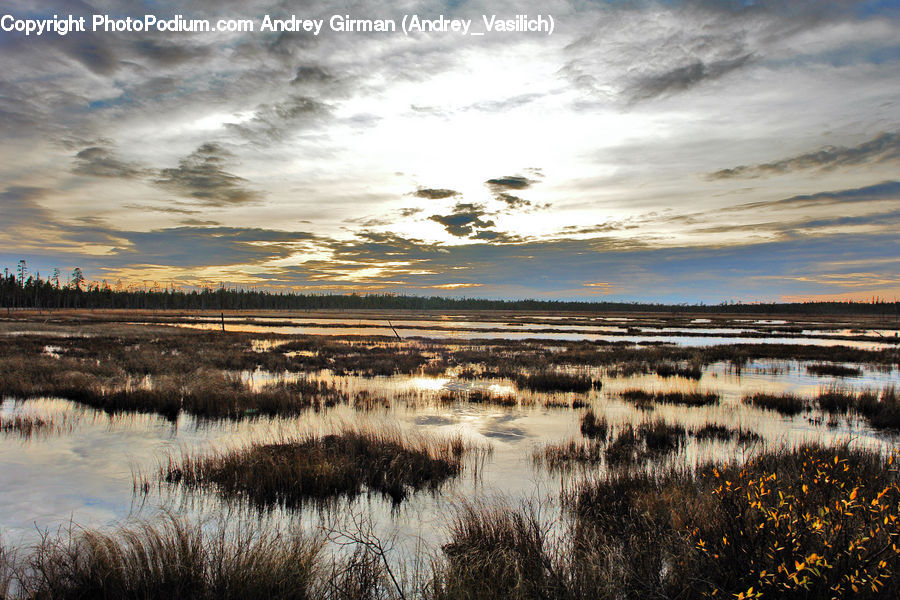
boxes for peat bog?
[0,309,898,598]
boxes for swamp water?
[2,353,898,555]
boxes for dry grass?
[0,544,13,600]
[466,389,518,406]
[691,423,761,444]
[604,421,686,466]
[515,372,598,393]
[434,443,900,600]
[579,409,607,440]
[535,419,687,470]
[430,501,559,600]
[743,392,810,416]
[743,387,900,430]
[814,386,900,430]
[619,389,719,408]
[0,350,348,420]
[654,362,703,380]
[806,362,863,377]
[0,412,75,438]
[864,386,900,430]
[6,514,323,600]
[160,427,489,507]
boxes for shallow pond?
[2,357,898,553]
[169,321,898,349]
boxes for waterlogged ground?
[1,309,899,557]
[3,308,900,347]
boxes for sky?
[1,0,899,303]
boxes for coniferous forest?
[2,261,898,315]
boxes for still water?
[2,357,898,551]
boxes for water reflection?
[168,321,897,349]
[1,358,897,554]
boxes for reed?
[691,423,761,444]
[0,414,61,438]
[430,501,559,600]
[743,392,809,416]
[515,371,598,393]
[579,409,608,440]
[620,389,719,408]
[806,362,863,377]
[160,428,487,507]
[535,419,686,469]
[654,362,703,380]
[10,514,323,600]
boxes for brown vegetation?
[161,428,488,507]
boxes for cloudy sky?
[1,0,899,302]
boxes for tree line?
[2,261,898,315]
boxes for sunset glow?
[2,1,899,302]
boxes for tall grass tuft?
[654,362,703,380]
[0,413,73,439]
[858,386,900,431]
[743,392,809,416]
[604,421,686,466]
[752,387,900,431]
[0,544,14,600]
[515,372,598,393]
[579,409,607,440]
[691,423,761,444]
[161,428,487,507]
[431,501,561,600]
[535,419,686,469]
[806,363,862,377]
[620,389,719,408]
[14,514,322,600]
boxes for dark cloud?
[562,221,638,235]
[628,54,753,102]
[122,204,200,215]
[155,143,260,206]
[270,95,326,121]
[131,39,210,67]
[130,76,180,98]
[399,208,423,217]
[734,180,900,212]
[660,181,900,232]
[486,175,546,212]
[709,132,900,179]
[414,188,459,200]
[329,231,436,262]
[0,80,59,136]
[58,37,119,75]
[472,230,521,242]
[790,210,900,232]
[0,186,52,225]
[467,93,543,113]
[495,193,531,209]
[683,210,900,240]
[108,226,317,268]
[561,2,756,102]
[180,219,221,226]
[429,203,496,237]
[72,146,146,179]
[227,94,329,141]
[486,176,534,190]
[291,65,333,85]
